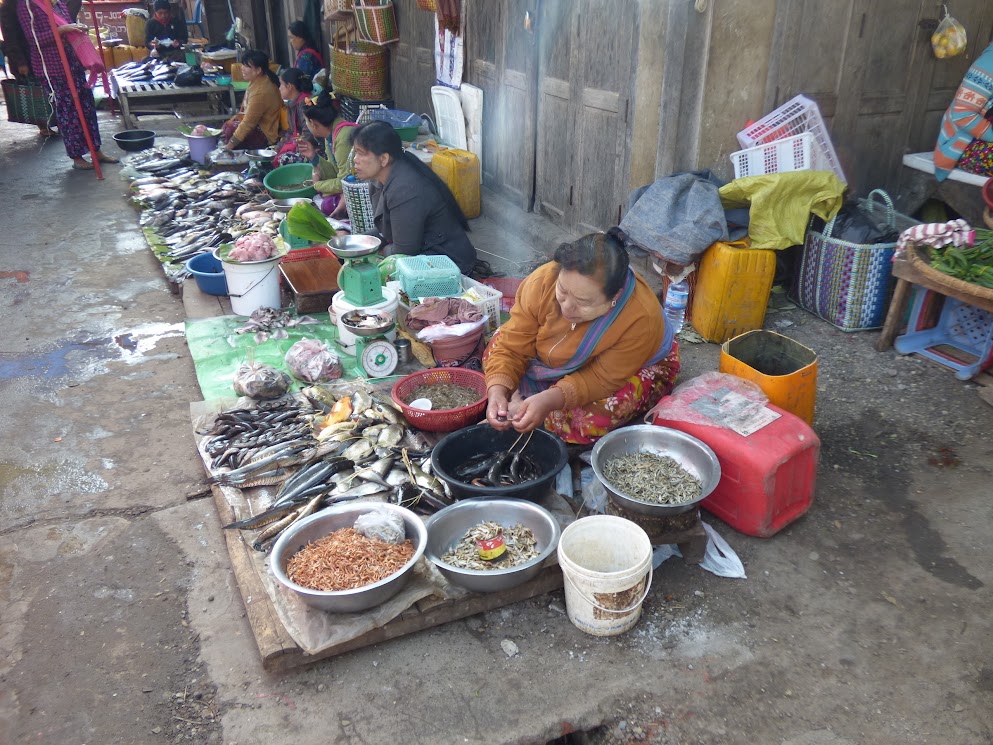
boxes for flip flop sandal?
[97,154,120,164]
[71,161,95,170]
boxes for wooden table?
[876,255,993,351]
[111,71,237,130]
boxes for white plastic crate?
[461,275,502,333]
[736,94,846,183]
[731,133,821,178]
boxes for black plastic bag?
[810,201,899,245]
[174,64,204,87]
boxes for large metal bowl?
[273,197,311,213]
[328,234,382,259]
[269,502,427,613]
[590,425,721,516]
[424,498,560,593]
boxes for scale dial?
[360,340,398,378]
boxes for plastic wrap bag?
[353,509,406,544]
[932,10,967,59]
[645,372,769,428]
[812,201,899,245]
[416,318,487,343]
[284,339,343,383]
[232,361,292,400]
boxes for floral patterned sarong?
[483,340,681,445]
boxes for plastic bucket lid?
[557,515,653,636]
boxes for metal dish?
[246,148,276,163]
[340,310,396,336]
[329,234,382,259]
[590,425,721,516]
[273,197,312,213]
[424,498,560,593]
[270,502,427,613]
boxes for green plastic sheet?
[184,312,404,402]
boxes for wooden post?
[37,0,103,179]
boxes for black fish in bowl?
[113,130,156,152]
[431,423,568,501]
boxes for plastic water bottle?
[664,279,689,334]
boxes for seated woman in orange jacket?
[483,228,679,445]
[221,50,282,151]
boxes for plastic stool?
[894,287,993,380]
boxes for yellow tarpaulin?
[719,171,846,249]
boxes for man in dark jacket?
[144,0,187,53]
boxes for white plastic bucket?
[557,515,653,636]
[187,134,219,165]
[330,288,399,352]
[215,250,282,316]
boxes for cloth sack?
[619,173,728,266]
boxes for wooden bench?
[894,152,987,227]
[111,73,237,130]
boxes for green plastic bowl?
[395,125,419,142]
[264,163,317,199]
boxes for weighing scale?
[328,235,398,377]
[245,149,276,178]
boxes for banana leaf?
[286,201,334,243]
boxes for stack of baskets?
[729,95,846,184]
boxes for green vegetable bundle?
[286,202,333,243]
[930,229,993,289]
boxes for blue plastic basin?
[186,251,228,296]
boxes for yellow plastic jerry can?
[691,239,777,343]
[430,148,481,219]
[112,45,133,68]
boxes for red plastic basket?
[391,368,487,432]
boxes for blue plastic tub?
[186,251,228,296]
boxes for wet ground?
[1,105,992,745]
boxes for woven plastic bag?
[342,149,378,234]
[932,9,967,59]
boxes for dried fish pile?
[601,452,702,505]
[286,527,415,592]
[405,382,480,410]
[441,521,539,571]
[206,387,453,551]
[233,307,321,344]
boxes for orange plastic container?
[130,45,147,62]
[430,148,481,219]
[102,46,115,70]
[719,330,817,425]
[692,239,776,343]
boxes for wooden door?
[390,0,436,115]
[534,0,637,232]
[465,0,539,210]
[766,0,993,195]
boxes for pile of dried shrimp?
[286,527,415,591]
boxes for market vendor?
[144,0,187,56]
[933,40,993,180]
[295,90,352,215]
[347,120,477,275]
[287,20,323,79]
[483,228,679,445]
[221,49,281,151]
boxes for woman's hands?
[486,385,512,430]
[296,136,316,160]
[57,23,87,34]
[486,386,564,433]
[509,388,564,433]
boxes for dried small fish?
[601,452,701,505]
[441,522,539,571]
[405,383,480,410]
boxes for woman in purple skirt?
[16,0,117,169]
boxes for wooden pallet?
[205,447,565,671]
